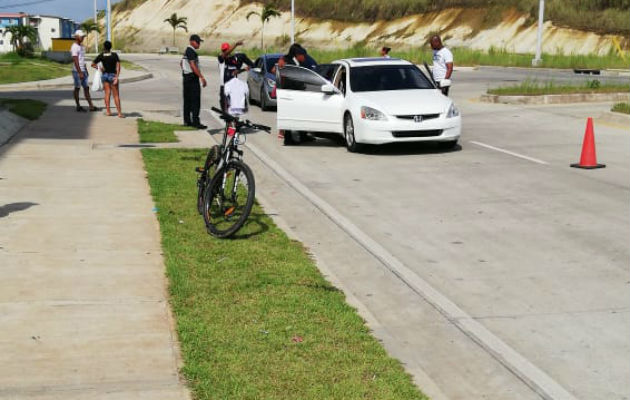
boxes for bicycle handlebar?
[210,107,271,133]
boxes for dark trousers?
[183,74,201,125]
[219,85,227,112]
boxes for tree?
[5,25,37,57]
[80,19,100,51]
[246,3,281,50]
[163,13,187,47]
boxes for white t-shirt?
[432,47,453,81]
[71,42,86,72]
[224,77,249,116]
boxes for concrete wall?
[34,17,61,51]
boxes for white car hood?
[356,89,450,116]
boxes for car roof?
[262,53,283,59]
[335,58,413,67]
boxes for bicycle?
[196,107,271,238]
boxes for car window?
[333,65,347,96]
[315,64,340,82]
[278,65,328,92]
[265,56,281,73]
[350,65,434,92]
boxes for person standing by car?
[91,40,123,118]
[71,30,97,113]
[224,69,249,117]
[380,46,392,58]
[218,40,242,111]
[181,34,207,129]
[276,44,317,71]
[430,35,454,96]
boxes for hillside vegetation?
[240,0,630,35]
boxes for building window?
[51,28,55,33]
[0,40,3,45]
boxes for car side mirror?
[321,84,338,95]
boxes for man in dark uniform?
[181,34,207,129]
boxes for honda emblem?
[413,115,423,123]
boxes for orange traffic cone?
[571,117,606,169]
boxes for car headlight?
[266,78,276,88]
[360,106,387,121]
[447,103,460,118]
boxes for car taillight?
[271,86,276,99]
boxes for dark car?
[247,54,282,111]
[247,53,322,111]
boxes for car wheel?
[344,114,362,153]
[260,88,270,111]
[438,140,458,150]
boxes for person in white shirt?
[71,30,97,112]
[430,35,454,96]
[223,70,249,117]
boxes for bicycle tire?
[203,160,256,238]
[197,145,222,215]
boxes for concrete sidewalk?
[0,106,190,399]
[0,69,153,92]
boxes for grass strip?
[611,102,630,114]
[204,46,629,70]
[0,53,70,84]
[0,99,47,120]
[137,119,195,143]
[142,148,428,400]
[487,80,630,96]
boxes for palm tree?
[80,19,100,51]
[5,25,37,56]
[246,4,281,50]
[163,13,188,47]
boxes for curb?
[480,92,630,105]
[0,72,154,92]
[0,108,27,147]
[598,111,630,126]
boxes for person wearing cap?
[380,46,392,58]
[217,40,241,112]
[181,34,207,129]
[217,41,253,112]
[71,30,97,112]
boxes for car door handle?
[278,96,293,101]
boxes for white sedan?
[276,58,461,152]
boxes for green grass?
[207,46,629,70]
[487,80,630,96]
[611,102,630,114]
[137,119,195,143]
[0,98,47,120]
[0,52,71,84]
[141,148,428,400]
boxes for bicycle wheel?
[203,160,256,238]
[197,145,222,215]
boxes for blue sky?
[0,0,122,22]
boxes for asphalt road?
[14,54,630,400]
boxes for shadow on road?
[362,142,463,156]
[0,202,38,218]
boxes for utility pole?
[532,0,544,66]
[93,0,98,52]
[290,0,295,44]
[106,0,111,42]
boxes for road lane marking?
[206,110,575,400]
[470,141,549,165]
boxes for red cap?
[221,42,230,51]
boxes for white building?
[0,13,79,53]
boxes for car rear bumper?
[355,116,461,144]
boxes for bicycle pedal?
[195,167,204,173]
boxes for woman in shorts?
[91,41,123,117]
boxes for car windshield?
[350,65,434,92]
[265,56,281,73]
